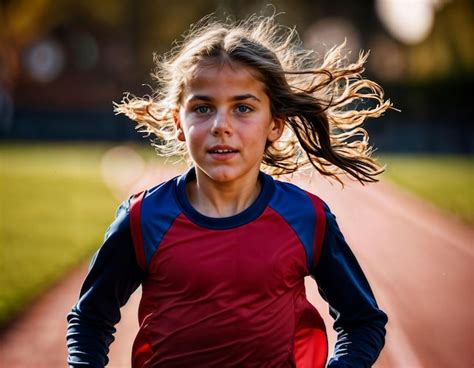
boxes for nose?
[211,110,232,136]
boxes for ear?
[173,110,185,142]
[267,116,284,143]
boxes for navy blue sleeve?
[311,204,388,368]
[66,199,145,367]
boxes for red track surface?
[1,169,473,367]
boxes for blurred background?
[1,1,473,367]
[1,0,473,151]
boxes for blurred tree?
[406,0,474,81]
[1,0,127,89]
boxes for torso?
[131,169,327,368]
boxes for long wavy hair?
[114,14,393,183]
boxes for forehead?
[182,59,266,99]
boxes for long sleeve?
[66,200,145,367]
[311,203,388,368]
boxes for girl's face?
[175,60,283,187]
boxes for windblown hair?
[114,14,392,183]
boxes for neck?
[186,170,261,218]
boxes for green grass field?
[380,155,474,225]
[0,144,119,328]
[0,144,472,328]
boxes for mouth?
[207,145,239,154]
[207,145,239,160]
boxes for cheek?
[244,129,271,154]
[183,125,206,150]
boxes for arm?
[311,204,388,368]
[66,200,145,367]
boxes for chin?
[208,169,237,183]
[198,165,240,183]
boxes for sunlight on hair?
[115,14,394,184]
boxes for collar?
[174,167,275,229]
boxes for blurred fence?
[2,108,140,142]
[2,108,473,154]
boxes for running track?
[1,167,473,367]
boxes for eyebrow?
[186,94,261,103]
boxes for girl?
[67,14,389,368]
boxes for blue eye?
[236,105,252,113]
[194,106,210,114]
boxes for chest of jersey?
[133,206,312,367]
[146,207,308,300]
[130,174,328,367]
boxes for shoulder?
[269,179,327,219]
[138,174,182,222]
[268,179,330,270]
[106,174,181,236]
[127,174,186,270]
[104,197,132,241]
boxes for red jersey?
[67,168,387,368]
[129,169,327,367]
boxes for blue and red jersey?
[67,168,387,367]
